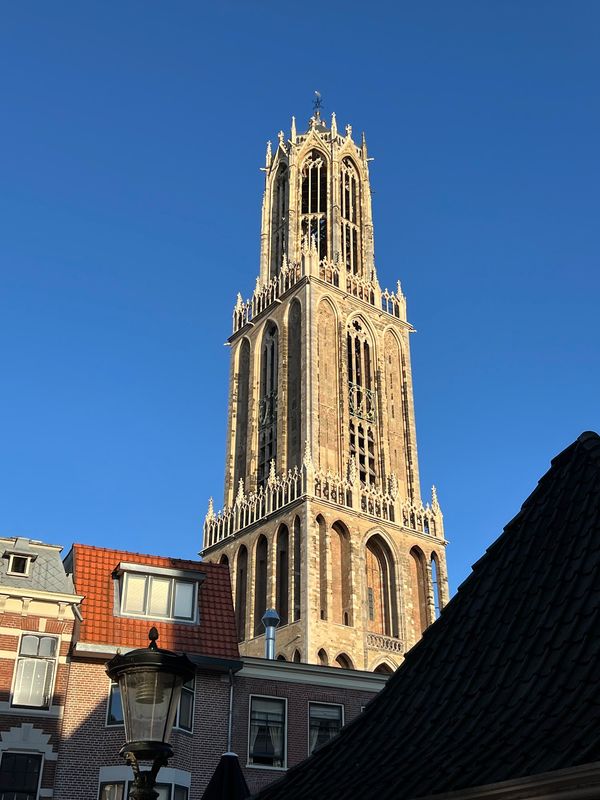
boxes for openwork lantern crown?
[106,627,195,762]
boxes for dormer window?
[7,554,31,576]
[115,563,204,623]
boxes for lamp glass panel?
[120,669,182,745]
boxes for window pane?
[0,752,43,792]
[149,578,171,617]
[174,787,188,800]
[309,703,343,754]
[123,574,147,614]
[154,784,171,800]
[249,697,285,767]
[98,783,125,800]
[13,658,49,707]
[173,581,194,619]
[107,682,124,725]
[38,636,57,657]
[177,687,193,731]
[19,635,38,656]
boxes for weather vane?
[313,90,324,116]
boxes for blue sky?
[0,2,598,593]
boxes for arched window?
[335,653,354,670]
[409,546,428,635]
[365,535,398,637]
[271,163,289,276]
[301,150,328,260]
[233,338,250,493]
[347,319,378,485]
[287,301,302,470]
[219,554,229,566]
[317,648,328,666]
[258,323,278,487]
[292,649,301,663]
[276,654,287,662]
[331,521,352,626]
[431,552,441,619]
[317,515,328,620]
[276,525,289,626]
[374,662,394,675]
[293,516,301,622]
[254,536,268,636]
[235,546,248,643]
[340,158,361,275]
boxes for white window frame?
[10,633,59,711]
[105,678,195,734]
[119,572,198,623]
[6,553,32,577]
[247,694,287,771]
[307,701,344,755]
[173,676,195,733]
[0,749,44,800]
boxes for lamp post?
[106,628,195,800]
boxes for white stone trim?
[239,656,388,692]
[0,723,57,760]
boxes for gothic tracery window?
[271,163,289,276]
[365,535,398,637]
[340,157,361,274]
[347,319,378,485]
[258,323,278,487]
[301,150,328,260]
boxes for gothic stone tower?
[202,109,450,672]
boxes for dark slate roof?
[0,537,75,594]
[255,432,600,799]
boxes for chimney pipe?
[262,608,280,660]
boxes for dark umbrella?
[202,752,250,800]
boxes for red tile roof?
[70,544,239,660]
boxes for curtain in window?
[249,698,285,766]
[309,704,342,753]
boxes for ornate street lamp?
[106,628,195,800]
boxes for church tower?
[202,107,450,672]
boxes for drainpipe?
[227,669,234,752]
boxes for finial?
[347,457,356,485]
[268,459,277,487]
[235,292,243,310]
[277,130,286,152]
[331,112,337,137]
[148,627,159,650]
[389,472,399,499]
[345,123,352,139]
[313,90,323,119]
[431,485,440,512]
[265,140,272,168]
[396,280,404,298]
[236,478,245,505]
[291,116,297,142]
[281,251,288,272]
[361,131,368,160]
[303,440,313,469]
[206,496,215,521]
[255,276,261,294]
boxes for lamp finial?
[148,627,159,649]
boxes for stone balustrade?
[232,252,408,336]
[366,633,404,653]
[203,455,443,550]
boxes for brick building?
[202,107,450,671]
[0,536,82,800]
[52,544,385,800]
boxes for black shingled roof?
[255,432,600,799]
